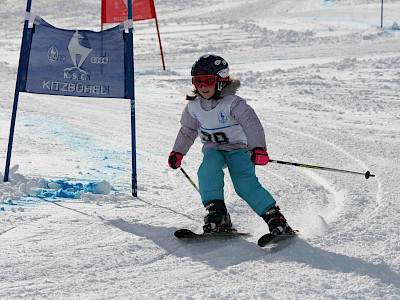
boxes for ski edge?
[257,230,299,247]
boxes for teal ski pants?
[198,148,276,216]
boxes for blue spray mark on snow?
[35,180,112,199]
[19,116,137,189]
[1,197,45,211]
[323,0,335,8]
[0,179,113,212]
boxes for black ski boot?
[203,200,233,233]
[261,206,294,235]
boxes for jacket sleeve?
[172,104,199,155]
[231,98,267,150]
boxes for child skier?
[168,54,294,235]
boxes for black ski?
[174,228,250,239]
[257,231,298,247]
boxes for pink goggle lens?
[192,75,217,88]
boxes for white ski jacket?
[172,79,267,155]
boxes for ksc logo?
[68,31,92,69]
[47,46,66,63]
[63,31,92,81]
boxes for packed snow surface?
[1,0,399,299]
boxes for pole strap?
[119,19,134,32]
[24,12,42,25]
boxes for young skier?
[168,54,294,235]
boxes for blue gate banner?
[25,19,126,98]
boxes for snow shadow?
[106,218,264,269]
[280,239,400,289]
[134,197,196,221]
[107,218,400,287]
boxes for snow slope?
[1,0,400,298]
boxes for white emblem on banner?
[68,31,92,69]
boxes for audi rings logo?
[90,57,109,64]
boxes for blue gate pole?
[381,0,383,28]
[126,0,137,197]
[4,0,33,182]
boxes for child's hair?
[185,89,199,101]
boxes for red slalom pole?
[151,0,165,70]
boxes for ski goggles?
[192,75,229,88]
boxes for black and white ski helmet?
[191,54,229,91]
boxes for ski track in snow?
[264,119,383,210]
[1,0,400,298]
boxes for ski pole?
[269,159,375,179]
[179,166,200,193]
